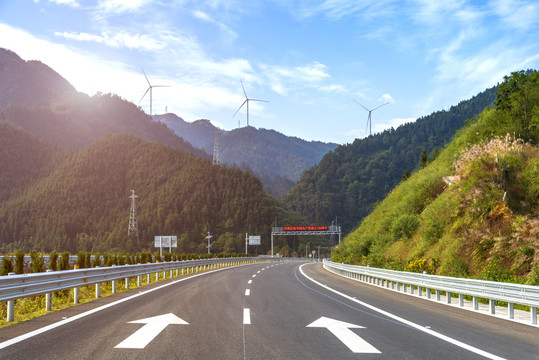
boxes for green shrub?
[1,256,13,275]
[391,214,420,241]
[15,250,25,274]
[29,251,45,273]
[49,250,58,271]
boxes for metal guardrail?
[1,257,300,322]
[323,260,539,326]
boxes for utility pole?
[128,190,139,247]
[206,231,213,254]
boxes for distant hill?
[333,70,539,284]
[284,86,498,234]
[156,113,338,196]
[0,132,305,254]
[0,48,207,158]
[0,48,76,109]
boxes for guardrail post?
[7,298,15,322]
[112,280,117,294]
[7,272,15,322]
[436,289,441,301]
[125,278,130,289]
[156,271,160,281]
[96,283,101,298]
[426,288,431,299]
[181,268,184,275]
[446,292,452,304]
[473,296,479,310]
[410,285,415,295]
[418,286,422,297]
[74,287,79,304]
[403,283,407,293]
[137,275,142,286]
[531,307,537,325]
[163,270,166,280]
[397,282,401,291]
[459,294,464,307]
[147,273,151,283]
[508,303,514,319]
[489,299,495,314]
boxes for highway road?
[0,261,537,359]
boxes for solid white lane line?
[299,264,505,360]
[243,308,251,325]
[0,264,241,350]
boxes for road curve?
[0,261,537,359]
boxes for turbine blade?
[240,80,248,99]
[232,100,247,118]
[250,98,269,103]
[152,85,171,88]
[353,99,370,112]
[138,87,150,105]
[141,68,151,86]
[372,102,390,111]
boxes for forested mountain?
[0,123,66,203]
[0,133,305,254]
[333,70,539,284]
[284,86,498,234]
[0,48,76,109]
[155,113,338,196]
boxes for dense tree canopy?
[0,132,304,254]
[284,86,498,235]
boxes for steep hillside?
[333,70,539,284]
[0,122,66,203]
[0,48,76,109]
[284,86,498,234]
[0,134,305,254]
[156,113,338,196]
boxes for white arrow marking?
[307,316,380,354]
[115,313,188,349]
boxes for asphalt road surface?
[0,261,537,359]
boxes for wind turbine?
[138,68,170,115]
[232,80,268,127]
[353,100,390,136]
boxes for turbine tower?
[353,100,390,136]
[128,190,139,247]
[138,68,170,115]
[233,80,268,127]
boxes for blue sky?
[1,0,538,144]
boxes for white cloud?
[49,0,80,7]
[379,93,394,103]
[55,30,167,50]
[491,0,539,31]
[96,0,151,14]
[191,10,238,43]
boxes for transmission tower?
[128,190,139,247]
[213,128,220,165]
